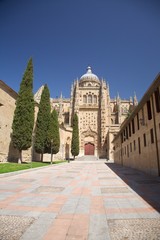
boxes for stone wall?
[113,74,160,176]
[0,81,19,162]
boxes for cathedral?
[35,67,138,160]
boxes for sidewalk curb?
[0,162,67,178]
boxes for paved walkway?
[0,157,160,240]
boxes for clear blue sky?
[0,0,160,100]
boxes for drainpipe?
[151,94,160,176]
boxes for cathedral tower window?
[88,95,92,103]
[83,95,87,103]
[93,95,97,104]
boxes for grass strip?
[0,160,66,174]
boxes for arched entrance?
[85,143,95,155]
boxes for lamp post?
[51,139,53,164]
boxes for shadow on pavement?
[106,163,160,213]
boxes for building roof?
[0,80,18,99]
[113,72,160,142]
[79,66,100,84]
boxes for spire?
[107,82,109,91]
[133,92,138,106]
[87,66,92,74]
[130,96,133,103]
[76,78,79,89]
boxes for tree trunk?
[51,154,54,164]
[41,153,43,162]
[18,150,22,164]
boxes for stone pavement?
[0,157,160,240]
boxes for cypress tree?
[71,113,79,159]
[12,58,34,163]
[34,84,51,161]
[50,109,60,163]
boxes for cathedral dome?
[79,66,100,85]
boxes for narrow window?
[134,140,136,151]
[88,95,92,103]
[147,100,152,120]
[93,95,97,104]
[121,133,123,143]
[126,127,128,139]
[142,107,144,120]
[129,123,131,137]
[138,137,141,154]
[132,119,135,134]
[123,130,126,141]
[154,88,160,113]
[83,95,87,103]
[130,142,132,152]
[137,113,139,130]
[143,133,146,147]
[127,145,129,157]
[150,128,154,144]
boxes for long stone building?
[113,73,160,176]
[35,66,137,160]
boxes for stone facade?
[0,80,19,162]
[0,80,40,163]
[113,73,160,176]
[35,67,136,160]
[0,67,136,162]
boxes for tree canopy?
[12,58,34,163]
[71,113,79,158]
[34,84,51,161]
[50,109,60,154]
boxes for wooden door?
[85,143,95,155]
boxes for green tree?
[50,109,60,163]
[34,84,51,161]
[71,113,79,159]
[12,58,34,163]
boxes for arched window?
[83,95,87,103]
[88,95,92,103]
[93,95,97,104]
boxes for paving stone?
[75,197,90,214]
[88,214,110,240]
[60,197,80,214]
[21,212,57,240]
[33,186,64,193]
[108,219,160,240]
[0,183,21,190]
[1,159,160,239]
[0,215,35,240]
[14,178,36,182]
[101,187,130,194]
[57,176,74,179]
[13,195,54,207]
[0,191,14,200]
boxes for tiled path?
[0,158,160,240]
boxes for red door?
[85,143,95,155]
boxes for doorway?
[85,143,95,155]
